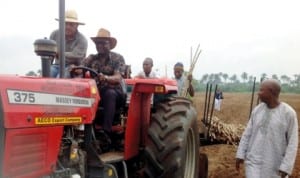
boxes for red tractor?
[0,39,208,178]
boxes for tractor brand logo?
[7,89,95,107]
[35,117,82,125]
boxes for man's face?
[258,83,272,103]
[143,60,152,74]
[174,68,183,79]
[96,40,111,55]
[65,22,78,37]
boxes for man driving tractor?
[81,28,126,139]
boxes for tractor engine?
[0,75,99,178]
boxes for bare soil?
[194,92,300,178]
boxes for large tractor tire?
[144,97,199,178]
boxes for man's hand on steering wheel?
[98,73,108,82]
[70,66,98,78]
[69,66,103,86]
[69,65,83,76]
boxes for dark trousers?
[96,87,124,133]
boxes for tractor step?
[99,151,124,164]
[89,152,127,178]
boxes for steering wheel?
[70,66,100,85]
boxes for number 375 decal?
[7,90,36,104]
[13,92,35,103]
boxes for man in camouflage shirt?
[82,28,126,134]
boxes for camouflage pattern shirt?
[82,52,125,90]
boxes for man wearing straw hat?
[82,28,126,136]
[50,9,88,78]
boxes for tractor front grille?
[7,133,48,177]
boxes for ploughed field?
[193,92,300,178]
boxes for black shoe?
[95,130,112,152]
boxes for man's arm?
[101,71,122,84]
[65,40,87,59]
[188,82,195,97]
[65,33,88,65]
[279,108,298,175]
[235,114,255,171]
[49,31,88,65]
[100,55,122,84]
[116,54,126,78]
[135,71,145,78]
[187,74,195,97]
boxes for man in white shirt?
[135,57,159,78]
[236,79,298,178]
[173,62,194,97]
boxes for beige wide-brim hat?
[91,28,117,49]
[55,9,85,25]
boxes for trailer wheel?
[144,97,199,178]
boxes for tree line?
[26,70,300,93]
[193,72,300,94]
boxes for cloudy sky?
[1,0,299,80]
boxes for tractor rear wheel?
[144,97,199,178]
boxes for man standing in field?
[236,79,298,178]
[214,88,224,111]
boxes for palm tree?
[271,74,278,81]
[293,74,300,87]
[200,74,209,84]
[248,75,254,84]
[208,74,214,83]
[241,72,248,83]
[260,73,267,80]
[213,73,222,84]
[280,75,291,85]
[229,74,238,83]
[222,73,228,83]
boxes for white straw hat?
[55,9,85,25]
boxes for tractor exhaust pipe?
[33,38,57,77]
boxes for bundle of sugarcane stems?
[179,44,202,97]
[208,116,245,146]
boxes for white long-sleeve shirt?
[135,71,159,78]
[236,102,298,178]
